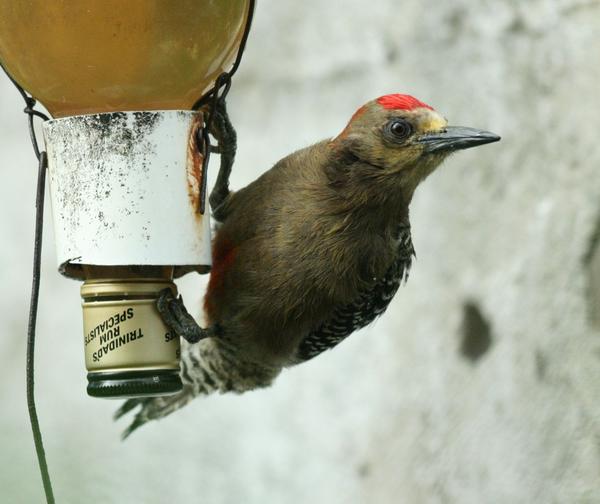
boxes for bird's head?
[328,93,500,206]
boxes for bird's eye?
[386,119,413,141]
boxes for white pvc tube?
[43,111,212,279]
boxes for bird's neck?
[326,176,413,237]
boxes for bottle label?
[83,299,179,372]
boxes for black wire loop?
[25,100,49,160]
[194,0,255,215]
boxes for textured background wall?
[1,1,599,502]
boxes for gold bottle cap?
[81,278,182,398]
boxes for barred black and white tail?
[115,338,279,438]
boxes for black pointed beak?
[417,126,501,154]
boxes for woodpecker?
[115,93,500,437]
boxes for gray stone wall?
[1,1,599,502]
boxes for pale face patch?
[409,109,448,134]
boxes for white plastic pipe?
[43,111,212,279]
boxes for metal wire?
[0,63,55,504]
[192,0,255,110]
[28,151,55,504]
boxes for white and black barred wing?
[294,223,415,362]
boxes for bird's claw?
[208,99,236,153]
[207,98,237,220]
[156,288,211,344]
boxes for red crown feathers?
[376,94,433,111]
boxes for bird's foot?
[208,98,237,218]
[156,288,215,344]
[209,98,237,155]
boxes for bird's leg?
[208,98,237,221]
[156,289,217,344]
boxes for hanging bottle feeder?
[0,0,255,398]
